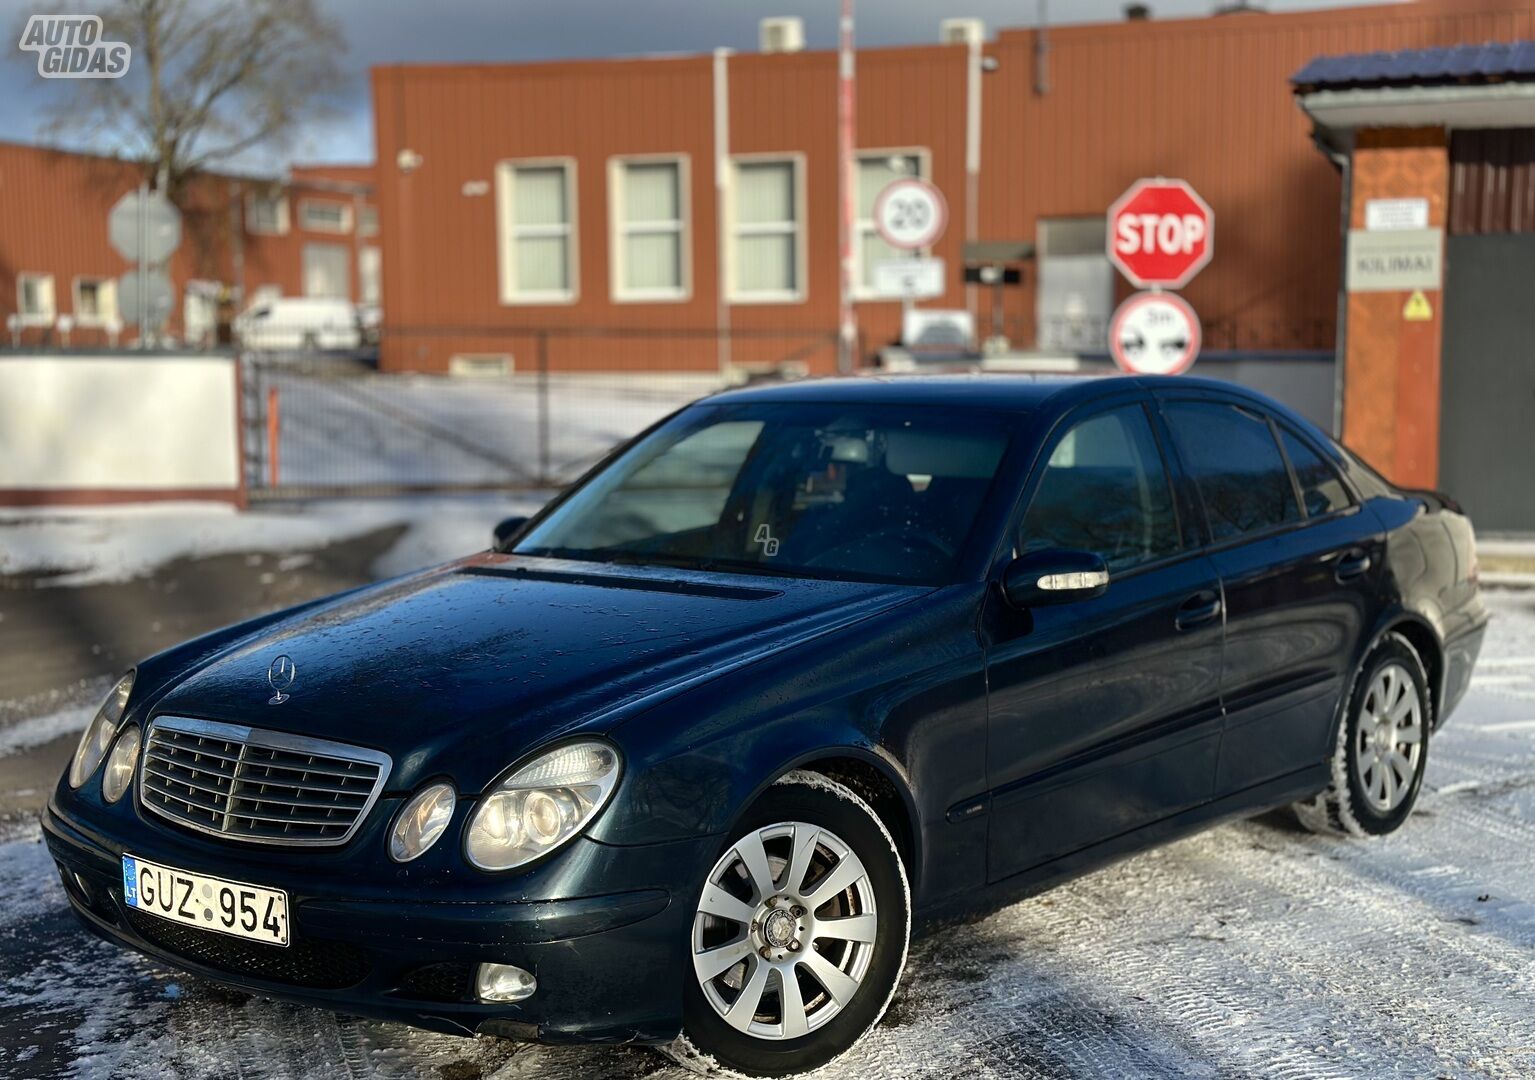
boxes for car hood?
[147,552,927,792]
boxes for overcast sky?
[0,0,1403,171]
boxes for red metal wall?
[371,0,1535,374]
[984,0,1535,352]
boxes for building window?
[246,192,289,235]
[358,205,379,237]
[854,150,928,296]
[496,160,577,304]
[1036,217,1112,351]
[303,243,351,299]
[729,157,803,302]
[300,199,352,234]
[359,246,381,307]
[17,272,55,324]
[72,277,117,325]
[610,157,689,301]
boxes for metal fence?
[239,326,840,499]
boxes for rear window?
[1164,402,1300,541]
[1279,427,1353,518]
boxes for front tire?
[669,771,910,1077]
[1294,632,1432,837]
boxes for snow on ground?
[0,705,93,758]
[0,493,551,587]
[2,591,1535,1077]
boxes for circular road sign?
[109,189,182,265]
[1107,178,1213,290]
[874,177,948,251]
[117,269,176,328]
[1109,291,1201,376]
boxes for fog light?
[476,962,536,1003]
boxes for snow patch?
[0,704,93,758]
[0,493,550,587]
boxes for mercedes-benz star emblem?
[267,654,296,705]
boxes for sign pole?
[137,179,148,348]
[836,0,857,374]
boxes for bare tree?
[25,0,346,203]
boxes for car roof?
[704,372,1273,413]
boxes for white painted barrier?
[0,354,243,506]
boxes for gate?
[240,327,838,499]
[1440,232,1535,531]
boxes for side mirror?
[492,515,529,551]
[1002,549,1109,608]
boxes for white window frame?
[71,275,116,326]
[245,192,289,236]
[299,198,353,234]
[358,205,379,238]
[302,242,351,300]
[16,272,55,325]
[495,157,579,306]
[852,147,932,301]
[359,245,382,307]
[608,154,691,303]
[725,153,807,305]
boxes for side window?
[1279,427,1353,518]
[1018,404,1181,572]
[1165,402,1300,541]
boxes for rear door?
[1159,396,1385,796]
[983,397,1224,882]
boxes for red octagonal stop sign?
[1107,178,1214,289]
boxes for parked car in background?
[233,296,362,352]
[45,375,1485,1076]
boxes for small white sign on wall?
[1365,197,1429,232]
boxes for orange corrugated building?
[368,0,1535,382]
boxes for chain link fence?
[239,326,840,499]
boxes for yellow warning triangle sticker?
[1403,289,1433,321]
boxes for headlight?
[68,672,134,789]
[389,782,456,863]
[101,726,141,803]
[464,741,621,871]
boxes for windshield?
[515,401,1014,585]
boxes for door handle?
[1334,548,1372,583]
[1175,590,1222,631]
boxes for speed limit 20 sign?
[874,178,947,251]
[1107,178,1213,289]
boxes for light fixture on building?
[396,148,423,173]
[461,179,489,197]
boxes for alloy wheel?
[691,821,878,1041]
[1354,661,1425,813]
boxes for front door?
[1159,398,1384,796]
[983,399,1224,883]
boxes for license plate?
[122,855,289,947]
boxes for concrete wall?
[0,354,243,505]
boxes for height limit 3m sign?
[1107,178,1213,290]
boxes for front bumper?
[43,797,714,1044]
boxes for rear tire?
[667,771,910,1077]
[1294,632,1431,837]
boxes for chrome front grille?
[138,716,392,847]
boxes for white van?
[234,296,362,352]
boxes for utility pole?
[837,0,858,374]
